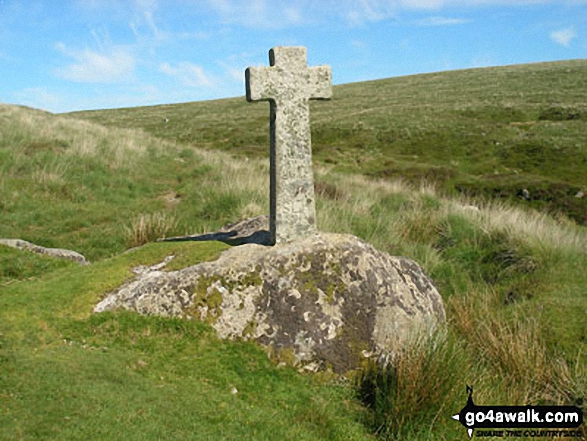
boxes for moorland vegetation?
[1,60,585,440]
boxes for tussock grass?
[124,212,179,247]
[356,332,470,440]
[472,201,587,253]
[448,288,578,405]
[0,104,267,261]
[316,168,586,258]
[314,170,585,438]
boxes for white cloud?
[218,52,258,85]
[550,27,577,46]
[201,0,579,28]
[129,1,214,47]
[159,62,215,87]
[415,16,471,26]
[345,0,397,25]
[225,67,244,82]
[129,0,168,44]
[177,30,210,40]
[12,87,65,113]
[143,10,164,40]
[285,7,305,24]
[134,0,158,10]
[342,0,562,23]
[340,0,587,25]
[398,0,585,7]
[399,0,444,9]
[55,43,136,83]
[204,0,314,28]
[344,1,468,25]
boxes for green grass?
[0,105,246,261]
[69,59,587,225]
[0,245,75,284]
[0,241,372,440]
[1,60,586,440]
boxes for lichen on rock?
[95,232,445,373]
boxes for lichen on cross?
[245,46,332,245]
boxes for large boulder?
[95,233,445,373]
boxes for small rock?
[575,191,584,199]
[517,189,530,201]
[0,238,89,265]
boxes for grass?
[1,60,586,439]
[69,59,587,225]
[124,212,179,248]
[0,245,76,284]
[356,332,470,439]
[0,104,247,261]
[0,242,372,440]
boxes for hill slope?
[69,60,587,224]
[1,69,586,439]
[0,104,376,439]
[0,103,253,262]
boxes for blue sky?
[0,0,585,113]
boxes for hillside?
[1,61,586,440]
[0,104,377,440]
[69,60,587,225]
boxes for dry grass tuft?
[448,288,577,405]
[356,330,467,439]
[124,212,178,248]
[447,197,587,254]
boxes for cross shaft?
[246,46,331,244]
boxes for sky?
[0,0,585,113]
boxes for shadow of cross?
[246,46,332,245]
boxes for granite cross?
[246,46,332,245]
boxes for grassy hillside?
[69,60,587,225]
[1,59,586,440]
[0,104,251,262]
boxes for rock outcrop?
[95,232,445,373]
[0,238,89,265]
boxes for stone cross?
[246,46,332,245]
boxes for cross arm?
[308,65,332,100]
[245,67,278,102]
